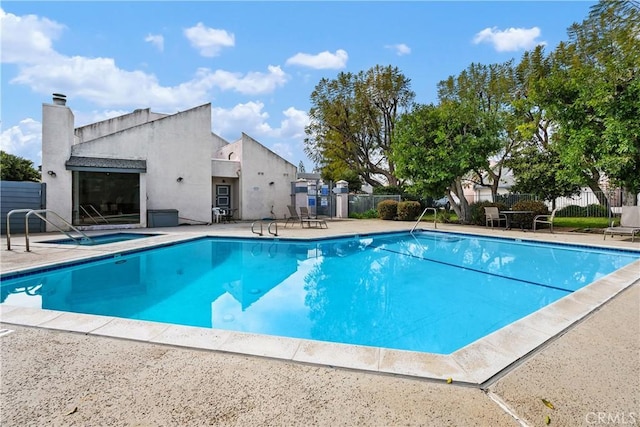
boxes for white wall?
[42,102,75,229]
[70,104,213,224]
[211,159,241,178]
[237,133,297,220]
[75,108,168,142]
[42,99,297,227]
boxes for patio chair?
[533,208,558,233]
[603,206,640,242]
[285,205,302,227]
[299,206,312,219]
[212,207,222,223]
[299,206,328,228]
[484,207,507,229]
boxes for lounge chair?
[299,206,328,229]
[533,208,558,233]
[604,206,640,242]
[484,207,507,229]
[285,205,301,227]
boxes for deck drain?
[0,329,15,337]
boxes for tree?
[392,101,495,223]
[0,151,40,182]
[506,46,582,203]
[507,146,581,205]
[437,61,519,202]
[540,0,640,204]
[304,65,415,188]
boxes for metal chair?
[533,208,558,233]
[484,206,507,229]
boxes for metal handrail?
[411,207,437,233]
[6,209,33,250]
[24,209,93,252]
[268,221,278,236]
[251,220,263,236]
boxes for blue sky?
[1,1,596,171]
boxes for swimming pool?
[43,232,159,246]
[2,231,638,355]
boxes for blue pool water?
[1,231,638,354]
[43,233,158,246]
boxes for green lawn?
[415,215,611,230]
[554,217,612,229]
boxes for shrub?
[584,204,609,217]
[512,200,549,229]
[556,205,581,217]
[436,209,453,223]
[469,201,509,226]
[397,201,422,221]
[349,209,378,219]
[377,200,398,220]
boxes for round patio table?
[500,210,534,230]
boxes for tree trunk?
[449,177,471,223]
[623,188,638,206]
[584,177,609,208]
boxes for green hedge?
[556,204,609,218]
[397,201,422,221]
[377,200,398,220]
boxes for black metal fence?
[493,190,632,217]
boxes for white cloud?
[3,9,288,110]
[285,49,348,69]
[0,8,65,64]
[385,43,411,56]
[212,101,270,140]
[473,26,545,52]
[184,22,234,57]
[145,34,164,52]
[198,65,290,95]
[270,142,294,161]
[11,55,289,109]
[211,103,308,157]
[11,56,209,109]
[274,107,309,139]
[0,118,43,166]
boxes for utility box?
[147,209,179,227]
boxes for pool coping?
[1,229,639,386]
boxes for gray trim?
[66,156,146,173]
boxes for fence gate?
[1,181,46,234]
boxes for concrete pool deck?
[1,219,639,426]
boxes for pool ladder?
[6,209,94,251]
[251,219,278,237]
[410,207,438,233]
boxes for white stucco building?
[41,94,297,229]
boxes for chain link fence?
[348,194,401,215]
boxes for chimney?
[52,93,67,106]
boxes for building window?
[72,171,140,225]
